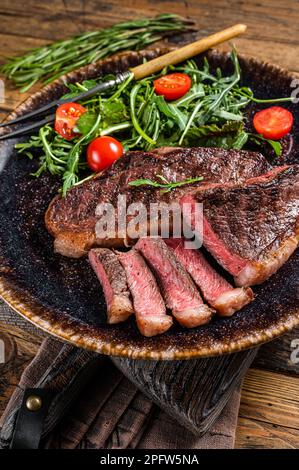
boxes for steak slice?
[165,238,254,316]
[45,148,271,257]
[180,165,299,286]
[135,237,213,328]
[88,248,133,324]
[118,250,173,337]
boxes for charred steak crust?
[88,248,133,324]
[46,148,271,258]
[181,165,299,286]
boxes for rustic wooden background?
[0,0,298,448]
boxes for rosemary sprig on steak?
[128,175,204,193]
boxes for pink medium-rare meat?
[135,237,213,328]
[164,238,254,316]
[118,250,173,337]
[88,248,133,324]
[45,148,271,258]
[180,165,299,286]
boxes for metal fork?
[0,72,131,140]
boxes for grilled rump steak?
[180,165,299,286]
[88,248,133,323]
[135,237,213,328]
[47,145,299,334]
[165,238,254,316]
[118,250,173,337]
[45,147,271,257]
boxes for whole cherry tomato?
[87,136,124,172]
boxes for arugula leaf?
[61,83,83,100]
[100,99,129,125]
[183,121,248,150]
[155,95,188,130]
[265,140,282,156]
[231,131,249,150]
[249,133,282,157]
[76,111,98,135]
[186,120,243,137]
[213,109,243,121]
[81,79,101,90]
[175,83,205,107]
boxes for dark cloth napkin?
[0,333,241,449]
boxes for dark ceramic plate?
[0,48,298,359]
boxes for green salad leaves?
[16,49,292,195]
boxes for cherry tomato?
[55,102,86,140]
[154,73,192,101]
[87,136,124,172]
[253,106,293,140]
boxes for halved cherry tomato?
[87,136,123,172]
[55,102,87,140]
[154,73,192,101]
[253,106,293,140]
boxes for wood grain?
[0,0,298,72]
[0,0,298,449]
[131,24,247,79]
[254,328,299,376]
[0,323,42,416]
[113,348,257,436]
[235,417,299,449]
[236,368,299,448]
[240,369,299,429]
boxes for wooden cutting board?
[113,350,257,435]
[0,305,256,436]
[1,304,299,445]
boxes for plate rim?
[1,275,299,360]
[1,47,299,360]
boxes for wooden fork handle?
[130,24,247,80]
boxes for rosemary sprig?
[128,175,204,193]
[0,14,192,92]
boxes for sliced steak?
[118,250,172,337]
[165,238,254,316]
[135,237,213,328]
[45,148,271,257]
[88,248,133,323]
[180,165,299,286]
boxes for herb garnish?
[128,175,204,193]
[248,133,282,157]
[1,15,191,92]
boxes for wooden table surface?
[0,0,298,449]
